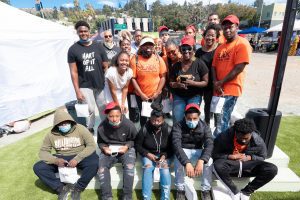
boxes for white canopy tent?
[266,19,300,32]
[0,2,78,125]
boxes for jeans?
[172,94,202,123]
[213,96,238,136]
[213,159,278,195]
[174,148,212,191]
[80,88,106,130]
[98,148,136,200]
[142,156,171,200]
[33,152,99,193]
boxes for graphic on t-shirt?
[106,50,119,60]
[54,137,81,151]
[82,52,95,72]
[217,49,231,62]
[137,63,159,72]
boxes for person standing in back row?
[68,21,109,134]
[211,15,252,136]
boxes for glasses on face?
[180,46,193,53]
[104,35,112,38]
[167,50,177,55]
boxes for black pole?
[266,0,298,145]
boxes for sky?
[10,0,287,9]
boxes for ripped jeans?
[98,148,136,200]
[142,156,171,200]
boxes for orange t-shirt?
[212,36,252,97]
[130,54,167,97]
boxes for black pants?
[33,152,99,193]
[127,93,140,123]
[213,159,278,195]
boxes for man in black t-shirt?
[68,21,109,134]
[101,30,121,65]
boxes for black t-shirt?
[169,58,208,97]
[68,41,108,89]
[195,48,216,89]
[101,43,121,63]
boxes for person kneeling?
[97,102,137,200]
[212,118,278,200]
[172,103,214,200]
[135,103,173,200]
[33,109,99,200]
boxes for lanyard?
[152,129,162,154]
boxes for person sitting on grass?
[135,103,173,200]
[97,102,137,200]
[212,118,278,200]
[33,109,98,200]
[172,103,214,200]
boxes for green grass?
[0,117,299,199]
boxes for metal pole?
[265,0,298,145]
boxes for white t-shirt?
[104,66,133,105]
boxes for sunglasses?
[180,46,193,53]
[167,50,177,55]
[104,35,112,38]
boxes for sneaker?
[230,192,241,200]
[201,190,212,200]
[58,184,72,200]
[70,187,81,200]
[175,190,186,200]
[240,192,250,200]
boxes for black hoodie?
[97,116,137,150]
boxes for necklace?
[152,129,162,153]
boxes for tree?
[0,0,10,4]
[102,4,114,16]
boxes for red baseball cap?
[222,14,239,25]
[185,103,200,112]
[186,24,196,33]
[181,35,195,46]
[158,26,169,33]
[104,102,120,114]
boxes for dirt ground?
[236,52,300,116]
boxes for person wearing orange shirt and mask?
[211,15,252,136]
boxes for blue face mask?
[109,120,121,127]
[79,38,91,44]
[186,120,199,129]
[58,123,71,134]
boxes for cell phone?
[180,76,187,82]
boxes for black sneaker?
[58,184,72,200]
[201,190,212,200]
[71,187,81,200]
[175,190,186,200]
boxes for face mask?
[58,123,71,134]
[152,123,162,129]
[109,120,121,127]
[140,49,152,58]
[186,120,198,129]
[79,38,91,44]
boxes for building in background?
[258,3,286,28]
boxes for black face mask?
[152,123,162,130]
[140,49,153,58]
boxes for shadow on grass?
[34,179,56,194]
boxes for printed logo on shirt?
[216,49,232,62]
[82,52,95,72]
[106,50,118,60]
[54,137,81,151]
[137,64,158,72]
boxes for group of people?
[33,13,278,200]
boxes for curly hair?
[234,118,256,135]
[203,24,221,39]
[74,21,90,30]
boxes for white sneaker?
[230,192,241,200]
[240,193,250,200]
